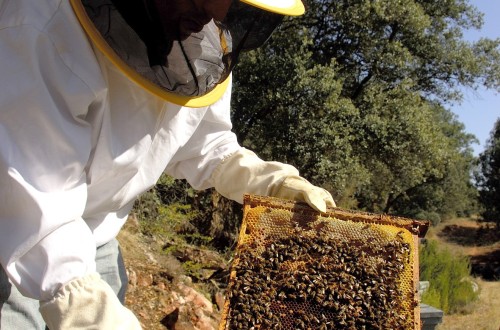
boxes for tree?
[351,90,478,220]
[299,0,500,101]
[231,0,489,218]
[476,118,500,228]
[388,104,478,224]
[232,33,366,203]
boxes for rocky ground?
[117,215,230,330]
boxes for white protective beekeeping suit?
[0,0,334,328]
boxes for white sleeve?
[0,22,98,300]
[164,77,242,189]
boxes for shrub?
[132,174,202,241]
[419,239,478,314]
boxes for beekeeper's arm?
[0,10,141,329]
[210,148,335,212]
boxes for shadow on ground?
[437,223,499,246]
[470,250,500,281]
[437,222,500,280]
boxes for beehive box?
[220,194,429,330]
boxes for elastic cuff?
[41,272,100,304]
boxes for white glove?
[211,148,336,212]
[39,273,141,330]
[273,175,336,212]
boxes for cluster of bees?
[224,223,415,329]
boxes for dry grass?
[428,218,500,330]
[436,278,500,330]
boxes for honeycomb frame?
[220,194,429,330]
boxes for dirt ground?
[118,216,225,330]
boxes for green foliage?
[387,104,479,223]
[132,177,172,225]
[232,24,370,201]
[419,239,478,313]
[475,119,500,229]
[132,174,208,242]
[181,260,213,281]
[132,173,241,251]
[352,85,453,214]
[301,0,500,100]
[230,0,492,218]
[142,203,197,238]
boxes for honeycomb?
[219,194,429,330]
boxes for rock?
[160,308,179,329]
[177,283,213,314]
[138,273,154,287]
[127,268,137,287]
[214,291,226,312]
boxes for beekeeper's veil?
[70,0,305,107]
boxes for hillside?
[117,215,227,330]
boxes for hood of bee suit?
[69,0,305,108]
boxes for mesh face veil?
[70,0,305,107]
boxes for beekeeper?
[0,0,335,328]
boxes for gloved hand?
[39,273,141,330]
[211,148,336,212]
[273,175,336,212]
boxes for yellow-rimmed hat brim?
[240,0,305,16]
[69,0,230,108]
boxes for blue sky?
[451,1,500,155]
